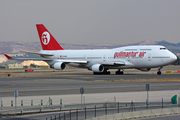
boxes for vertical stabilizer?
[36,24,64,50]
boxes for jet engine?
[137,68,151,72]
[53,62,66,70]
[89,64,104,72]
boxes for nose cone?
[171,54,177,62]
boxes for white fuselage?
[39,45,177,70]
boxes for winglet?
[4,54,13,59]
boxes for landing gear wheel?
[102,69,110,75]
[93,72,97,75]
[93,72,101,75]
[157,71,161,75]
[93,71,111,75]
[116,69,124,75]
[157,67,162,75]
[103,71,110,75]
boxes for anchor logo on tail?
[41,31,50,45]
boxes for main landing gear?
[93,69,111,75]
[116,69,124,75]
[157,67,162,75]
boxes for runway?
[0,69,180,97]
[1,68,180,119]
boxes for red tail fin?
[36,24,64,50]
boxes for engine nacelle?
[137,68,151,72]
[89,64,104,72]
[53,62,66,70]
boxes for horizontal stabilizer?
[4,54,13,59]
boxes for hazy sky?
[0,0,180,45]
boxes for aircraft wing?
[57,60,125,65]
[96,61,134,66]
[4,54,127,65]
[58,60,125,65]
[4,54,87,63]
[99,61,125,65]
[20,51,54,56]
[56,60,88,64]
[4,54,47,60]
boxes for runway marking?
[33,79,60,82]
[88,78,180,82]
[2,84,16,88]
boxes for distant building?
[21,60,49,67]
[0,55,8,63]
[8,63,23,69]
[176,53,180,56]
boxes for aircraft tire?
[93,72,103,75]
[116,71,124,75]
[93,72,98,75]
[94,71,110,75]
[115,71,120,75]
[102,71,110,75]
[106,71,111,75]
[120,71,124,75]
[157,71,161,75]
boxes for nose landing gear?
[157,67,162,75]
[157,71,161,75]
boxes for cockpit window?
[160,48,167,50]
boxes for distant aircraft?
[4,24,177,75]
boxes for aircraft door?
[103,55,106,61]
[126,56,130,61]
[148,54,151,61]
[84,55,86,60]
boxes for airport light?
[14,90,18,110]
[80,87,84,110]
[146,84,150,108]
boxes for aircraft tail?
[36,24,64,50]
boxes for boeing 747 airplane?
[4,24,177,75]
